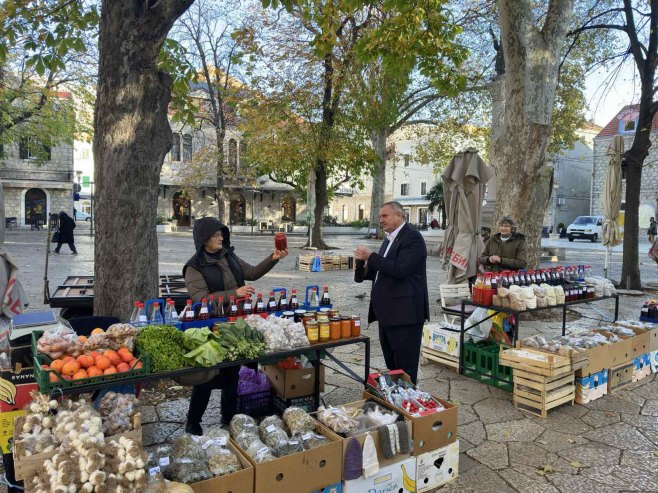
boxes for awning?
[394,197,431,206]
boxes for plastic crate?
[463,340,512,391]
[31,330,151,394]
[237,388,273,416]
[272,393,318,413]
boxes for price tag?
[266,425,276,434]
[149,466,161,477]
[301,433,312,441]
[289,440,299,446]
[158,457,170,467]
[218,437,228,446]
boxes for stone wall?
[592,135,658,230]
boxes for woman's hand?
[272,249,289,261]
[236,285,255,297]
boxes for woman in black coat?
[55,211,77,254]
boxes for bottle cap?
[202,298,207,302]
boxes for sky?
[584,59,639,128]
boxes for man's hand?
[489,255,501,264]
[272,249,289,261]
[236,285,256,297]
[353,246,372,261]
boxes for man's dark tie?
[378,238,390,256]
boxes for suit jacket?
[365,223,429,326]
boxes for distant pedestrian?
[73,208,77,220]
[54,211,77,255]
[430,218,440,229]
[648,217,657,244]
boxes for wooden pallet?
[500,347,572,376]
[512,369,575,418]
[421,346,459,371]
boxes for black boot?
[184,421,203,435]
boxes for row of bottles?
[475,266,592,293]
[129,298,180,326]
[641,300,658,319]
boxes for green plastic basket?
[463,340,512,391]
[32,330,151,394]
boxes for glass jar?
[340,316,352,339]
[303,313,316,327]
[329,317,341,340]
[319,319,330,343]
[351,316,361,337]
[328,308,340,318]
[306,320,319,344]
[282,310,295,320]
[294,309,306,323]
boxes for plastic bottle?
[277,291,288,311]
[267,291,277,312]
[309,287,319,308]
[216,296,225,318]
[208,294,217,318]
[151,302,164,324]
[135,303,148,327]
[228,295,239,321]
[198,298,210,320]
[166,300,179,325]
[129,301,140,325]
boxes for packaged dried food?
[229,414,258,438]
[296,431,329,450]
[273,437,304,457]
[283,407,316,436]
[245,438,276,463]
[171,434,206,462]
[207,448,242,476]
[166,458,212,484]
[205,425,230,441]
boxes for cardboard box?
[416,440,460,492]
[263,364,325,399]
[608,362,634,393]
[0,409,24,454]
[627,328,651,357]
[343,456,417,493]
[575,344,610,377]
[189,440,254,493]
[0,365,37,413]
[649,327,658,352]
[239,424,342,493]
[317,399,413,479]
[422,323,460,357]
[632,354,651,383]
[650,351,658,373]
[312,482,342,493]
[575,369,607,404]
[595,330,633,367]
[364,372,458,455]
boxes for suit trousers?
[378,322,424,384]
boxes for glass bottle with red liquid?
[216,296,225,318]
[198,298,210,320]
[228,295,239,322]
[274,232,287,251]
[267,291,277,312]
[182,300,195,322]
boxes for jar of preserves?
[319,319,330,343]
[351,315,361,337]
[319,307,331,316]
[340,316,352,339]
[328,308,340,318]
[306,320,319,344]
[282,310,295,320]
[303,313,316,327]
[329,317,341,340]
[294,309,306,323]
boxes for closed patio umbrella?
[441,148,494,283]
[602,135,624,278]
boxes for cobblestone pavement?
[4,224,658,492]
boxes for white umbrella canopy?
[441,148,494,283]
[602,135,624,248]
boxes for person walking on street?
[353,201,429,384]
[648,217,657,244]
[479,216,527,272]
[182,217,288,434]
[54,211,77,254]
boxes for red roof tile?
[596,103,658,138]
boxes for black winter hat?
[192,217,230,252]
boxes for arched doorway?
[172,191,191,227]
[25,188,47,227]
[229,193,246,225]
[281,195,296,222]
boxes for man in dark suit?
[354,201,429,383]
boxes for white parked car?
[75,211,92,222]
[566,216,604,243]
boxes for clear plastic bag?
[166,458,212,484]
[283,407,316,436]
[229,414,258,438]
[171,434,206,462]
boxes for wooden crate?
[421,346,459,371]
[500,347,572,376]
[512,369,575,418]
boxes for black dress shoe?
[185,421,203,435]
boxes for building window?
[418,208,428,226]
[81,149,90,160]
[171,133,181,161]
[228,139,238,170]
[342,205,349,222]
[619,117,638,134]
[404,155,410,167]
[403,208,410,222]
[358,204,365,220]
[420,181,427,196]
[182,134,193,161]
[19,138,50,160]
[282,195,296,222]
[400,183,409,196]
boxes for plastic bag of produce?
[237,366,270,396]
[283,407,316,436]
[165,458,212,484]
[229,414,258,438]
[171,434,206,462]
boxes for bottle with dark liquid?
[289,289,299,310]
[277,291,288,311]
[208,294,216,318]
[255,293,265,314]
[320,286,331,306]
[228,295,239,321]
[216,296,225,318]
[198,298,210,320]
[267,291,277,312]
[354,259,365,283]
[242,296,253,315]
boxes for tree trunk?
[368,128,388,239]
[491,0,574,267]
[93,0,194,320]
[310,163,331,249]
[216,129,227,223]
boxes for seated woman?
[183,217,288,434]
[479,215,527,272]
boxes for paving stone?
[473,397,526,424]
[620,450,658,473]
[581,409,621,429]
[438,464,516,493]
[586,395,642,415]
[547,472,621,493]
[142,422,181,447]
[534,430,589,453]
[486,419,545,442]
[632,380,658,401]
[557,442,622,467]
[613,390,646,407]
[458,452,479,475]
[532,408,593,435]
[498,468,561,493]
[155,398,189,423]
[466,440,509,470]
[457,437,476,453]
[639,427,658,447]
[165,425,186,443]
[583,422,656,451]
[418,378,450,398]
[458,404,479,425]
[138,404,158,424]
[556,403,589,418]
[459,420,487,446]
[323,386,363,406]
[621,413,658,430]
[640,399,658,416]
[510,464,551,482]
[507,442,577,474]
[581,466,658,491]
[449,379,491,405]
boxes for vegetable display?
[135,325,186,372]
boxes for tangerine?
[87,366,103,377]
[77,355,95,369]
[94,356,111,371]
[61,361,80,376]
[49,372,60,383]
[116,362,130,373]
[104,350,121,366]
[61,375,72,381]
[62,356,74,363]
[91,328,104,335]
[132,361,144,370]
[73,369,88,380]
[117,348,134,363]
[103,366,117,375]
[50,359,65,373]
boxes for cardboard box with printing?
[343,456,417,493]
[415,440,459,492]
[575,369,607,404]
[632,354,651,383]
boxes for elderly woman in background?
[479,216,527,272]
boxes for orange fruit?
[118,349,134,363]
[91,328,104,335]
[50,359,64,373]
[73,369,88,380]
[62,356,74,363]
[132,361,143,370]
[61,361,80,376]
[104,350,121,366]
[88,351,101,359]
[41,364,49,369]
[78,335,87,343]
[104,366,117,375]
[116,362,130,373]
[94,356,111,371]
[76,355,95,369]
[61,375,72,381]
[49,372,60,383]
[87,366,103,377]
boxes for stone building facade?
[592,105,658,231]
[0,140,74,227]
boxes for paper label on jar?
[158,457,170,467]
[266,424,276,433]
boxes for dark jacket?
[649,221,657,235]
[183,218,278,303]
[364,223,429,326]
[479,232,527,272]
[57,212,76,243]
